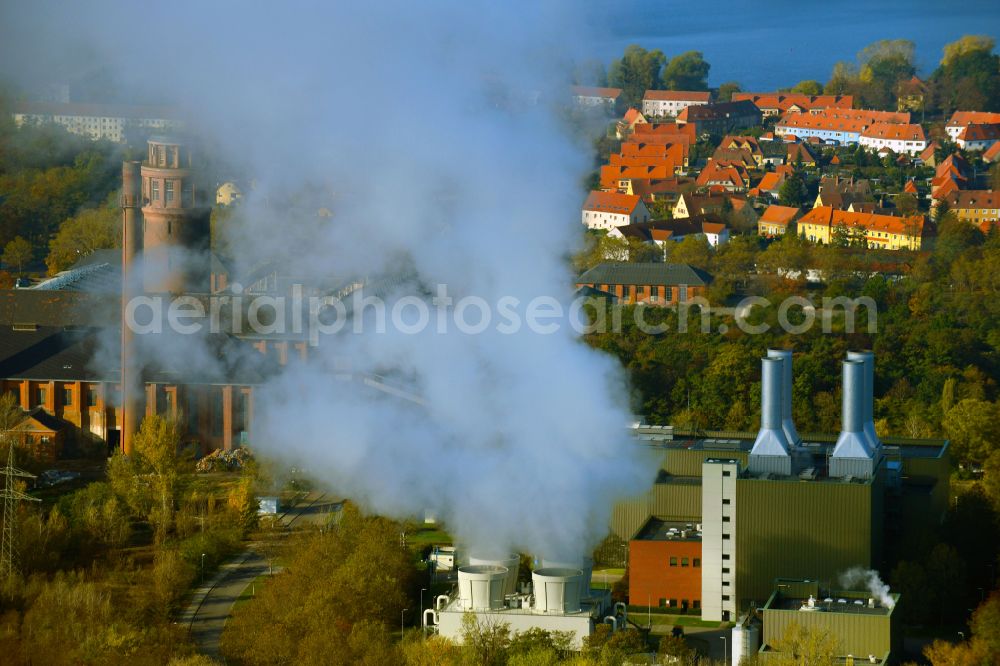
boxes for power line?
[0,445,40,579]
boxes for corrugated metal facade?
[611,481,702,540]
[663,448,748,477]
[762,607,892,659]
[735,478,879,606]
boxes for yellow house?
[938,190,1000,227]
[798,206,925,250]
[216,181,243,206]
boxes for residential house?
[617,142,687,169]
[917,142,939,167]
[751,171,786,200]
[676,100,762,135]
[945,111,1000,140]
[797,206,926,250]
[758,204,801,237]
[956,123,1000,152]
[601,164,677,190]
[814,176,873,210]
[895,76,926,112]
[616,108,648,139]
[582,191,651,230]
[642,90,712,118]
[12,406,69,463]
[696,161,749,192]
[858,123,927,155]
[216,181,243,206]
[936,190,1000,226]
[611,215,730,249]
[775,108,911,144]
[785,142,818,166]
[931,154,971,200]
[673,192,757,228]
[731,93,854,117]
[10,101,182,143]
[572,86,622,108]
[575,262,713,306]
[984,141,1000,164]
[620,177,695,206]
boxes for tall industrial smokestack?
[120,160,143,456]
[749,357,792,475]
[830,360,875,479]
[846,351,880,454]
[767,349,801,447]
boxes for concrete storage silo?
[541,556,594,599]
[532,568,583,614]
[457,565,508,611]
[469,554,520,597]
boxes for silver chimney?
[846,351,880,454]
[767,348,801,447]
[749,357,792,475]
[830,360,875,478]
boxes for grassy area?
[404,525,453,548]
[594,567,625,576]
[231,572,271,613]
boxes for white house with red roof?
[946,111,1000,140]
[641,90,711,118]
[956,123,1000,152]
[858,123,926,155]
[582,191,650,231]
[572,86,623,108]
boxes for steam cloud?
[0,1,655,559]
[839,567,896,609]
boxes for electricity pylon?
[0,444,39,579]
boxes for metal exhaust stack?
[749,357,792,475]
[846,351,880,454]
[767,349,801,447]
[830,360,875,479]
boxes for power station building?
[615,350,948,631]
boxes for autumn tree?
[769,621,839,665]
[942,398,1000,465]
[46,197,120,274]
[791,80,823,96]
[108,415,186,542]
[2,236,32,274]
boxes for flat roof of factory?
[635,518,702,542]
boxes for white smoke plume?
[0,1,656,560]
[838,567,896,609]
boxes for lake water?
[586,0,1000,90]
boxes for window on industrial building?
[722,554,730,560]
[669,557,677,567]
[722,516,731,522]
[659,598,667,607]
[722,595,730,601]
[722,581,730,587]
[62,387,72,407]
[669,599,677,608]
[693,600,701,609]
[722,470,731,477]
[722,533,730,540]
[37,387,47,406]
[722,567,730,573]
[681,557,689,567]
[86,388,97,407]
[722,498,731,505]
[694,558,701,567]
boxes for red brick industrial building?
[629,518,703,612]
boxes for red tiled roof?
[759,204,800,225]
[583,190,642,214]
[984,141,1000,163]
[799,206,925,236]
[572,86,623,98]
[623,108,644,124]
[904,180,918,194]
[958,123,1000,142]
[861,123,926,142]
[947,111,1000,127]
[732,93,854,112]
[643,90,712,102]
[756,172,785,192]
[940,190,1000,209]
